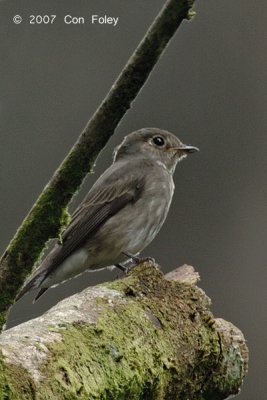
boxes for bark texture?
[0,264,248,399]
[0,0,196,331]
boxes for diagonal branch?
[0,0,196,330]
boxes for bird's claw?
[115,263,129,273]
[115,263,133,277]
[115,253,156,277]
[122,252,155,265]
[142,256,155,263]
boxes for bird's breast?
[114,170,174,253]
[86,168,174,265]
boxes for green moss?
[0,355,11,400]
[0,264,246,398]
[40,306,164,399]
[33,264,221,399]
[186,9,197,20]
[0,351,36,400]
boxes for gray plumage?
[17,128,198,302]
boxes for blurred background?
[0,1,266,398]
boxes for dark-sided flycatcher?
[17,128,198,302]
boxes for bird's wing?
[16,169,145,301]
[60,175,145,259]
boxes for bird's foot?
[115,254,156,278]
[115,252,155,276]
[115,263,135,277]
[122,252,155,265]
[115,263,129,273]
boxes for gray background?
[0,1,266,398]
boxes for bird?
[16,128,199,302]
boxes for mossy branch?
[0,264,248,399]
[0,0,196,330]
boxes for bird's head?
[113,128,199,174]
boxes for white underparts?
[42,248,89,288]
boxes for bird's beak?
[170,145,199,154]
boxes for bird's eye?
[152,136,165,147]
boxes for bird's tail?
[33,287,48,303]
[15,272,47,303]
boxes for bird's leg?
[122,251,155,264]
[115,260,136,274]
[114,263,133,280]
[115,252,155,277]
[115,263,128,273]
